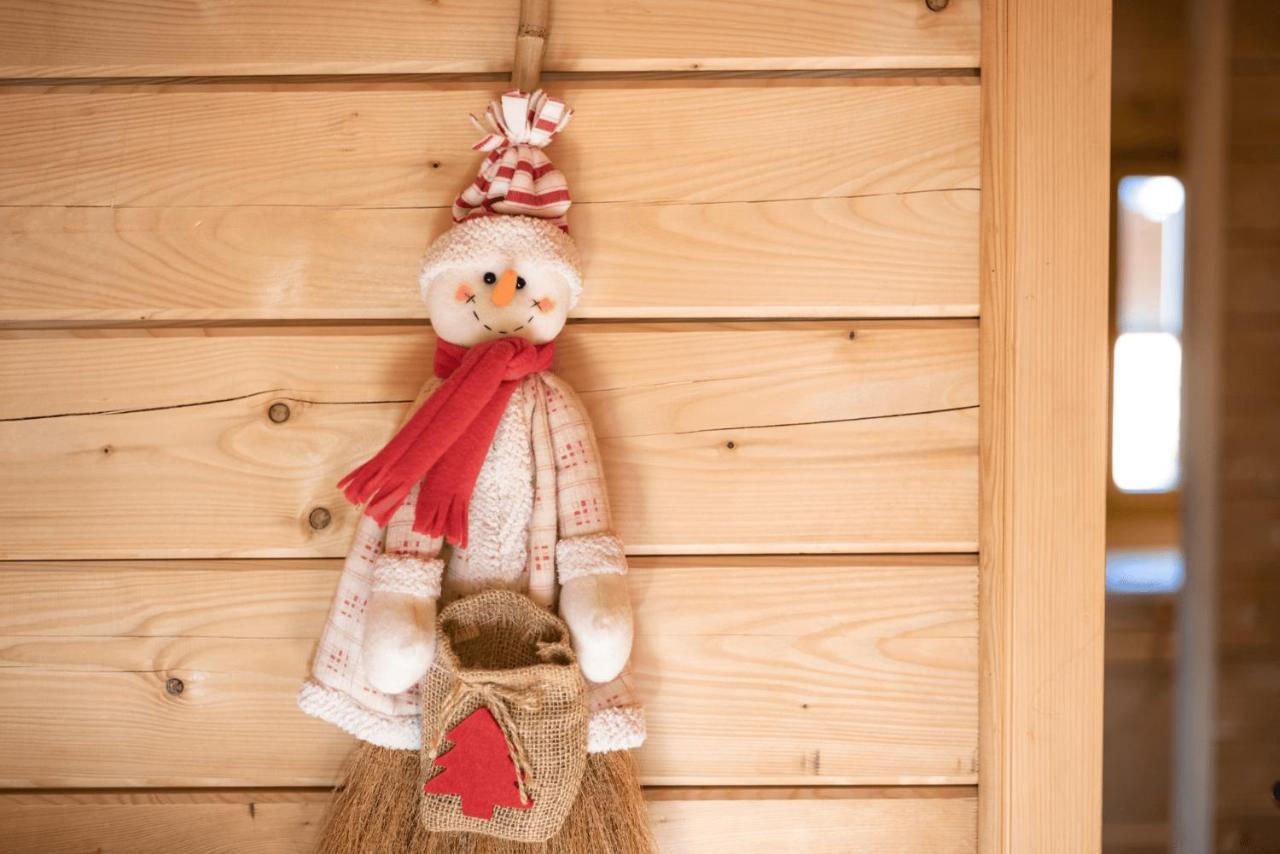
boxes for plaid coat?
[297,371,645,753]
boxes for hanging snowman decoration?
[298,90,655,854]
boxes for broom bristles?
[315,745,655,854]
[315,742,424,854]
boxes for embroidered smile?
[467,293,538,335]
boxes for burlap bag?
[419,590,588,842]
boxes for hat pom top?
[452,90,574,230]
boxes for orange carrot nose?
[491,269,518,307]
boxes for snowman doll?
[298,90,653,853]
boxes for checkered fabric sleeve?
[540,372,646,752]
[296,379,443,749]
[375,483,445,599]
[539,372,628,581]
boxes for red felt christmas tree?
[423,706,535,819]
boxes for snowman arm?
[540,373,633,684]
[361,487,445,696]
[361,378,447,696]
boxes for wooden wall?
[1106,1,1280,851]
[1219,1,1280,848]
[0,2,985,851]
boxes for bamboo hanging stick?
[512,0,550,93]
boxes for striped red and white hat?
[452,90,574,230]
[421,90,583,308]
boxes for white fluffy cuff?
[296,680,421,750]
[587,706,647,752]
[556,533,628,584]
[371,554,444,599]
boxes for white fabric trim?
[371,554,444,599]
[587,705,647,753]
[556,532,628,584]
[420,216,582,309]
[297,679,421,750]
[299,680,643,754]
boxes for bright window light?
[1113,176,1185,494]
[1106,548,1184,594]
[1112,332,1182,492]
[1123,174,1186,223]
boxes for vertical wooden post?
[512,0,550,93]
[1174,0,1229,850]
[979,1,1111,851]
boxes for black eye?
[483,272,496,285]
[516,277,526,289]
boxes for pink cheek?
[534,297,556,314]
[455,285,474,303]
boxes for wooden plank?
[1218,6,1280,840]
[0,0,980,77]
[0,191,979,325]
[1215,660,1280,836]
[1230,158,1280,234]
[978,0,1111,852]
[1181,2,1232,851]
[0,322,978,559]
[0,84,979,209]
[1110,0,1187,160]
[1230,70,1280,146]
[1102,657,1173,835]
[0,556,978,787]
[0,788,979,854]
[1232,0,1280,65]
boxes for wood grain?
[0,556,978,787]
[978,0,1111,851]
[1217,8,1280,845]
[1177,0,1231,849]
[0,788,978,854]
[0,191,978,324]
[0,322,979,559]
[0,0,979,77]
[0,84,979,208]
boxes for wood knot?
[165,677,185,696]
[847,330,858,340]
[925,0,949,10]
[308,507,332,530]
[267,402,291,423]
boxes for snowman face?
[425,254,573,347]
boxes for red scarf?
[338,337,555,547]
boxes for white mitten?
[362,592,436,694]
[559,573,633,684]
[361,555,443,695]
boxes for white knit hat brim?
[419,215,583,309]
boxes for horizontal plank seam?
[0,553,981,565]
[0,186,981,213]
[0,625,980,642]
[0,69,982,88]
[0,555,977,573]
[0,315,983,332]
[0,784,979,798]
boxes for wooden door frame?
[979,2,1111,852]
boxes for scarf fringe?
[413,490,472,548]
[336,339,554,543]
